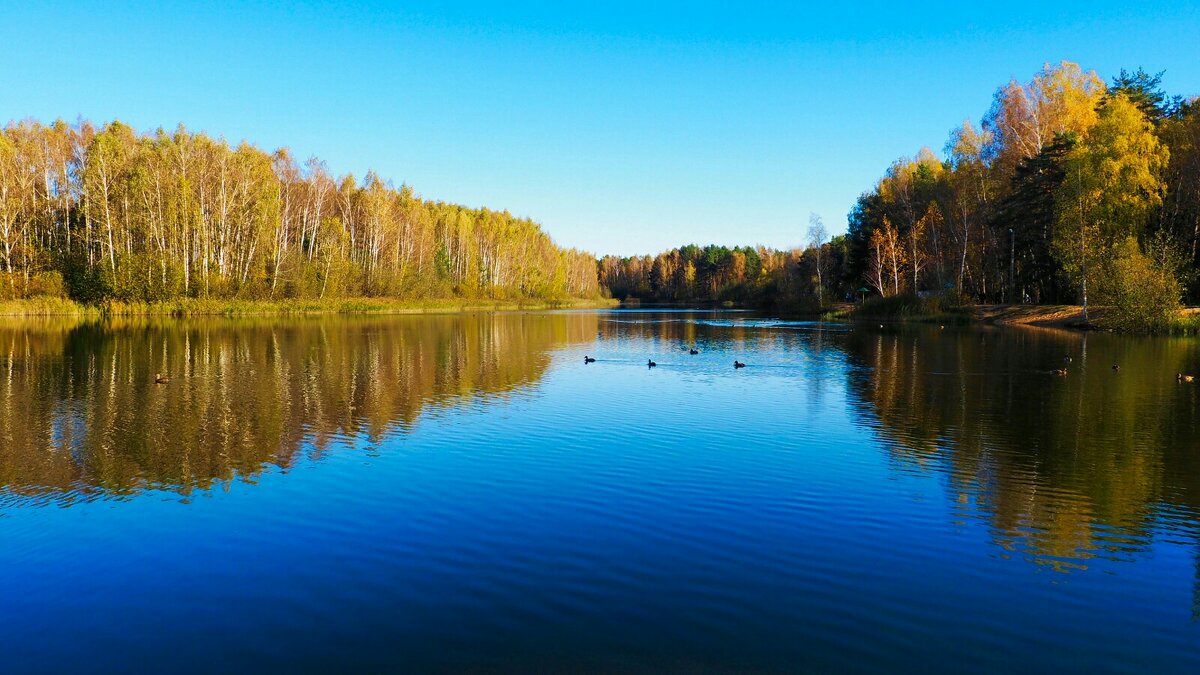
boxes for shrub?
[1097,237,1181,332]
[0,271,68,300]
[854,290,971,321]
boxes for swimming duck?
[647,359,657,368]
[1063,356,1073,363]
[154,373,170,384]
[1052,367,1067,376]
[584,356,596,363]
[734,361,746,369]
[689,348,699,355]
[1178,373,1194,383]
[1112,365,1119,371]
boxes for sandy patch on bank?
[974,304,1096,327]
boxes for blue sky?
[2,1,1198,256]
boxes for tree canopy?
[5,59,1200,331]
[837,60,1200,329]
[0,119,600,303]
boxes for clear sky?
[2,1,1198,256]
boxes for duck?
[734,360,746,369]
[1178,373,1195,383]
[154,372,170,384]
[1063,355,1073,364]
[584,356,596,363]
[647,359,657,368]
[1052,367,1068,376]
[689,348,699,355]
[1112,364,1120,371]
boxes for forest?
[4,61,1198,326]
[0,120,600,305]
[598,228,849,310]
[601,62,1200,329]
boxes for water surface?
[2,311,1199,672]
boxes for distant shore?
[0,296,619,318]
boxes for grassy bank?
[1168,309,1200,334]
[979,304,1200,334]
[850,299,1099,329]
[0,296,618,318]
[840,299,1200,334]
[0,296,101,317]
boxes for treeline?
[845,62,1200,329]
[605,62,1200,327]
[598,220,850,309]
[0,119,599,304]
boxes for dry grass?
[974,304,1097,327]
[0,295,617,317]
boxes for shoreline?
[830,297,1200,331]
[847,302,1199,333]
[0,296,619,318]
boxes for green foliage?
[598,242,840,311]
[852,290,972,322]
[0,272,67,300]
[1095,237,1181,332]
[1109,68,1184,123]
[1054,93,1169,315]
[992,133,1076,302]
[0,295,93,316]
[434,242,451,279]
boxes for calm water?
[2,310,1200,672]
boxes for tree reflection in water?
[4,314,1200,602]
[0,313,596,506]
[842,325,1200,614]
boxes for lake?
[2,310,1199,672]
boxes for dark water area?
[2,310,1200,672]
